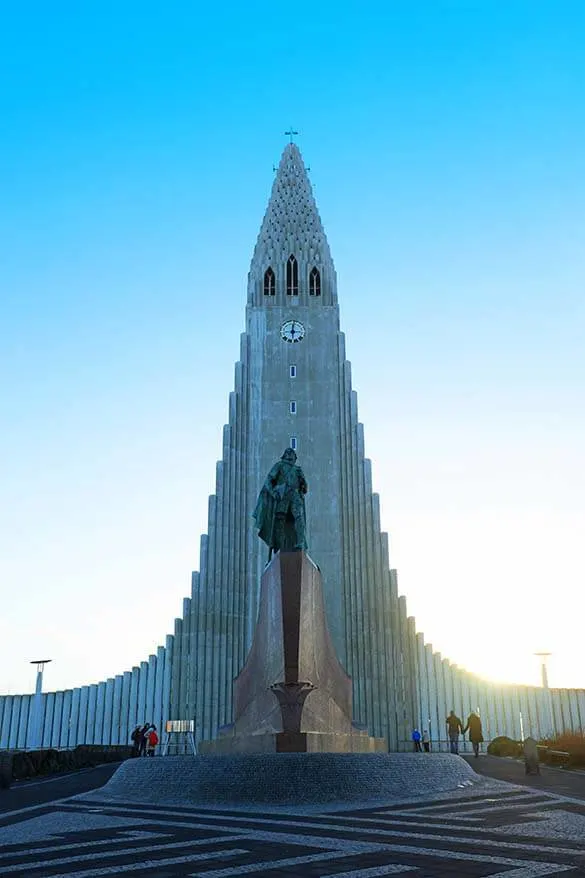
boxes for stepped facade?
[1,145,583,751]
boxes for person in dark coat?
[446,710,463,754]
[130,725,141,758]
[463,711,484,757]
[139,723,150,757]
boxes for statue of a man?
[253,448,308,559]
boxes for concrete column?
[129,667,140,732]
[188,571,200,723]
[559,690,572,735]
[102,679,114,745]
[203,494,218,739]
[8,697,21,748]
[454,668,470,753]
[526,686,540,739]
[95,682,106,745]
[49,692,63,747]
[1,700,9,744]
[381,567,399,750]
[145,654,157,727]
[42,693,55,748]
[567,690,580,731]
[484,683,498,744]
[576,690,585,732]
[153,646,165,735]
[119,671,132,746]
[362,455,382,734]
[425,644,440,749]
[17,695,31,749]
[433,653,446,751]
[214,454,228,732]
[86,684,98,744]
[549,690,562,737]
[68,689,81,747]
[137,661,149,726]
[59,690,71,747]
[502,686,515,738]
[179,599,191,727]
[416,633,429,741]
[162,634,174,740]
[223,411,236,724]
[339,357,354,679]
[194,534,208,741]
[77,686,90,744]
[171,613,184,722]
[112,676,123,745]
[372,496,391,741]
[349,389,367,724]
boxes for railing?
[401,739,479,753]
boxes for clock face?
[280,320,306,343]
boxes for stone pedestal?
[200,552,385,753]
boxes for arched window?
[286,255,298,296]
[309,266,321,296]
[263,266,275,296]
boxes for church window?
[263,266,275,296]
[289,365,297,378]
[286,254,298,295]
[309,266,321,296]
[290,401,297,414]
[290,436,297,450]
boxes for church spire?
[248,143,337,305]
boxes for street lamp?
[534,652,552,689]
[534,652,554,738]
[28,659,51,749]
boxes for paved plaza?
[1,759,585,876]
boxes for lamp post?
[28,660,51,750]
[534,652,554,738]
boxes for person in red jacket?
[146,725,159,757]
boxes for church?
[1,144,583,751]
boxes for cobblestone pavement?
[1,784,585,876]
[463,755,585,802]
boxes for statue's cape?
[253,486,276,547]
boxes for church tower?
[2,143,580,755]
[170,143,416,749]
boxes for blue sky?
[1,1,584,695]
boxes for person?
[463,711,484,757]
[139,723,150,757]
[446,710,463,754]
[253,448,308,560]
[411,728,422,752]
[130,725,142,758]
[146,725,159,756]
[422,729,430,752]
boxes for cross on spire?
[284,128,299,144]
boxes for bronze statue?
[253,448,308,559]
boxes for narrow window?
[309,266,321,296]
[286,254,298,295]
[290,436,297,451]
[289,364,297,378]
[290,401,297,414]
[263,266,275,296]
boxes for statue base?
[200,731,385,754]
[202,551,385,754]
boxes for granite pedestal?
[200,551,384,754]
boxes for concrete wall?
[0,639,173,749]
